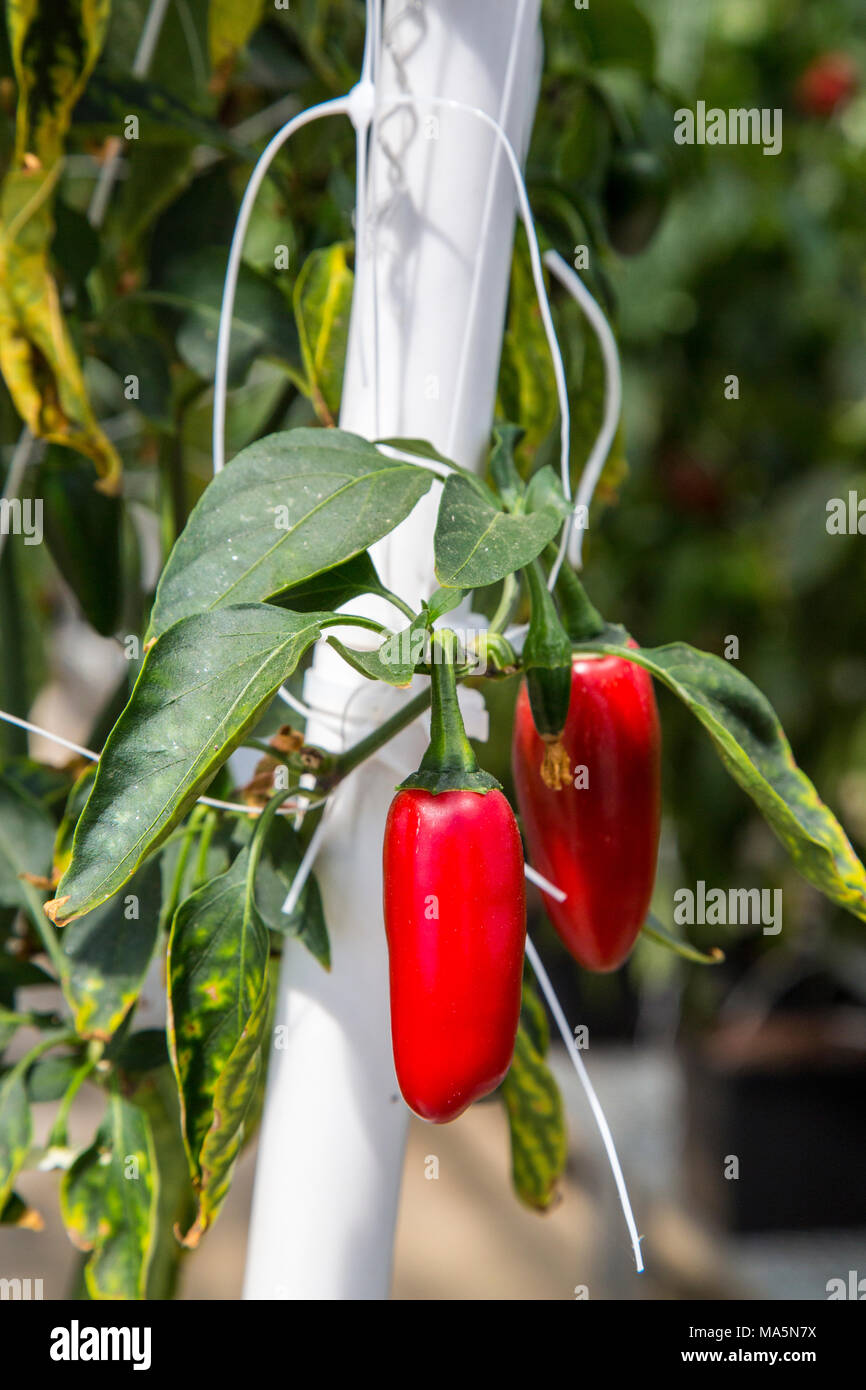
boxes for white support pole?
[243,0,542,1301]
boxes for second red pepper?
[513,648,661,972]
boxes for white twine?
[524,933,645,1274]
[0,708,318,818]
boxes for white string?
[543,250,623,582]
[376,93,571,515]
[281,798,334,915]
[446,0,529,461]
[524,863,567,902]
[524,933,645,1274]
[211,94,353,475]
[0,708,320,817]
[0,710,97,760]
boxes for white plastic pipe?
[243,0,542,1300]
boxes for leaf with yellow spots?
[0,1069,32,1210]
[167,846,269,1246]
[293,242,353,425]
[60,859,163,1041]
[0,0,120,489]
[500,981,566,1211]
[60,1090,158,1299]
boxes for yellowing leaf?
[208,0,267,85]
[60,1091,158,1299]
[294,243,354,425]
[0,0,120,490]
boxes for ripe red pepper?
[796,53,858,117]
[383,631,526,1123]
[512,646,661,972]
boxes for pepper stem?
[545,545,605,642]
[399,630,500,795]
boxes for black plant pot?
[682,1010,866,1233]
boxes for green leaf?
[77,70,250,153]
[60,1091,158,1300]
[60,860,163,1040]
[496,228,558,469]
[581,640,866,924]
[329,611,428,687]
[94,331,173,427]
[501,1023,566,1212]
[0,1069,31,1208]
[149,428,433,636]
[53,765,96,883]
[434,473,561,588]
[641,914,724,966]
[26,1054,80,1102]
[0,775,55,911]
[0,1189,42,1229]
[0,954,53,1007]
[50,605,331,923]
[149,247,299,386]
[272,551,384,614]
[518,975,550,1056]
[167,849,269,1245]
[525,465,571,520]
[293,242,353,424]
[37,448,123,636]
[377,436,495,501]
[375,437,456,468]
[209,0,267,78]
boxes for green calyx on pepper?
[399,628,501,796]
[522,560,574,790]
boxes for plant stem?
[49,1055,97,1147]
[191,811,218,890]
[377,587,416,621]
[245,790,288,901]
[488,572,520,635]
[19,879,65,979]
[322,614,388,637]
[160,805,207,930]
[331,687,433,780]
[9,1030,77,1083]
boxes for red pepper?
[796,53,858,117]
[512,646,661,972]
[383,631,526,1123]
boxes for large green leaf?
[149,428,433,636]
[501,1014,566,1212]
[60,1091,158,1300]
[434,473,561,588]
[167,849,269,1245]
[294,242,353,424]
[0,1069,31,1209]
[0,775,55,911]
[49,605,331,923]
[579,639,866,923]
[61,860,163,1040]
